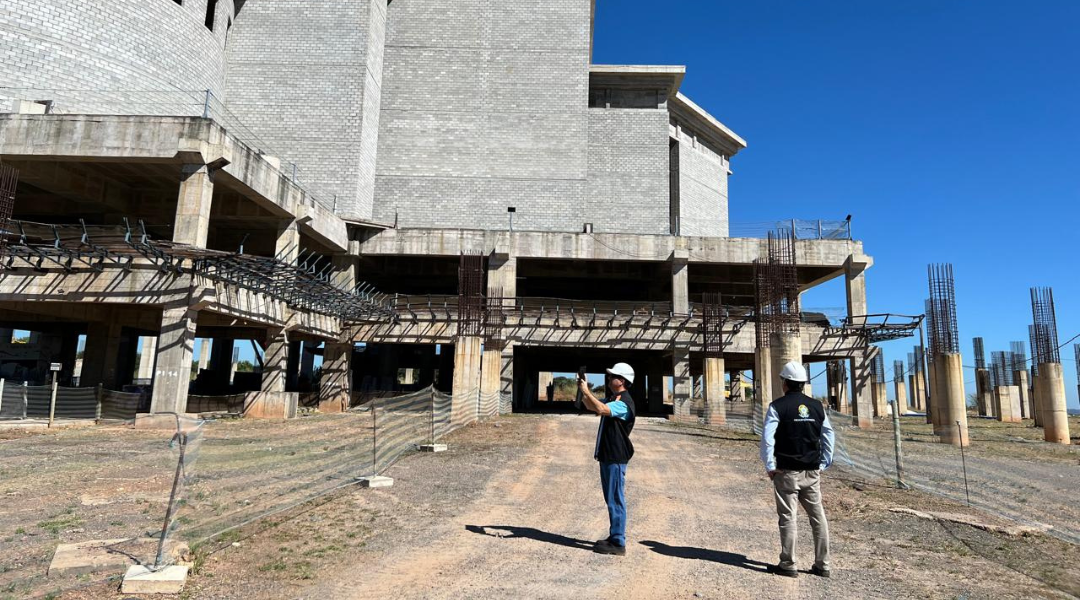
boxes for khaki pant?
[772,469,830,571]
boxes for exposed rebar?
[1030,287,1060,365]
[973,337,986,370]
[927,264,959,357]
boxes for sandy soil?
[8,414,1080,599]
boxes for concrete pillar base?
[358,475,394,488]
[937,354,969,447]
[994,386,1022,424]
[703,356,726,426]
[671,346,693,423]
[1038,363,1071,445]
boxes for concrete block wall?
[586,108,671,234]
[225,0,386,219]
[0,0,232,112]
[672,124,730,237]
[372,0,595,231]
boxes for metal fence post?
[890,399,906,489]
[371,395,378,474]
[430,386,436,444]
[48,371,58,428]
[95,383,104,421]
[817,219,823,239]
[22,381,27,419]
[957,420,971,506]
[156,429,188,569]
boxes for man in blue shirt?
[760,361,835,578]
[577,362,636,556]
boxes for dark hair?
[783,379,805,393]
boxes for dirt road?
[301,415,1071,600]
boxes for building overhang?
[589,64,687,100]
[669,92,747,158]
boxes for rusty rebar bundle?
[457,253,484,338]
[0,163,17,269]
[702,292,725,357]
[484,286,505,343]
[991,351,1013,388]
[894,360,905,383]
[927,264,959,356]
[973,337,986,370]
[1030,287,1060,365]
[1009,341,1027,374]
[1029,325,1040,377]
[754,228,800,347]
[871,350,886,384]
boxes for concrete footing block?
[358,475,394,488]
[121,564,189,594]
[419,444,447,453]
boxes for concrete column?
[198,339,211,371]
[537,372,554,402]
[835,372,848,414]
[754,346,772,425]
[769,331,801,399]
[926,361,938,427]
[936,353,969,447]
[646,365,664,414]
[914,369,927,412]
[1038,363,1071,444]
[275,220,300,264]
[1014,370,1031,419]
[975,368,993,417]
[703,356,726,426]
[995,385,1021,423]
[671,251,689,315]
[137,337,157,381]
[671,346,693,422]
[174,164,215,247]
[1031,371,1044,427]
[80,319,122,389]
[850,350,874,428]
[479,341,504,413]
[499,343,514,414]
[872,382,888,417]
[452,336,482,421]
[149,307,198,414]
[487,255,517,301]
[321,343,353,411]
[261,330,289,393]
[894,376,908,415]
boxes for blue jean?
[599,461,627,546]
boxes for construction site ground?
[3,414,1080,599]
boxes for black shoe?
[810,565,831,578]
[767,564,798,578]
[593,539,626,556]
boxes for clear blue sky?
[594,0,1080,407]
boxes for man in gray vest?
[760,361,835,578]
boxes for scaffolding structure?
[0,219,391,321]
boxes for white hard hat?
[605,362,635,384]
[779,361,808,383]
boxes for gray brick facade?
[225,0,386,219]
[672,124,730,237]
[0,0,744,237]
[0,0,233,112]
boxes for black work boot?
[810,565,831,578]
[767,564,798,578]
[593,539,626,556]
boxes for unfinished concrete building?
[0,0,903,426]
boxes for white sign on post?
[50,363,62,372]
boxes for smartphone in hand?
[574,366,587,410]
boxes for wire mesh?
[826,410,1080,545]
[1030,287,1060,365]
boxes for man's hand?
[578,378,589,393]
[767,470,777,480]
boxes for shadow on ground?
[639,540,770,574]
[465,525,594,551]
